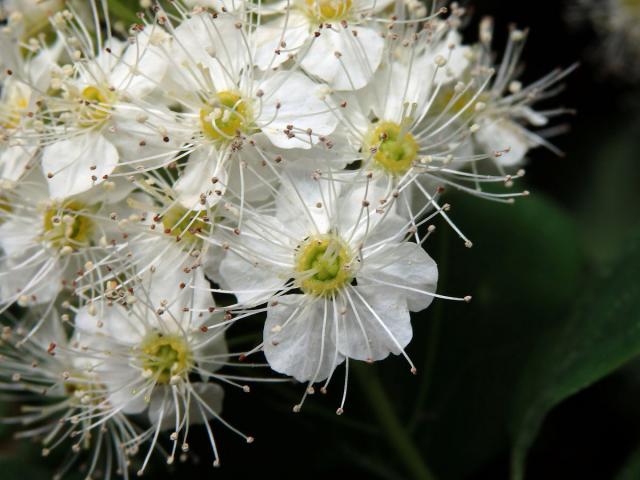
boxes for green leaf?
[509,232,640,480]
[403,191,583,479]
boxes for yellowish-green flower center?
[140,333,192,385]
[0,87,30,130]
[78,86,113,127]
[64,375,105,405]
[200,91,252,142]
[430,85,488,121]
[161,205,212,247]
[364,121,419,175]
[303,0,352,21]
[42,201,94,251]
[295,234,353,297]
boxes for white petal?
[338,285,412,361]
[0,216,37,258]
[359,242,438,311]
[275,170,338,238]
[257,71,338,149]
[105,373,148,415]
[174,147,226,210]
[27,39,64,91]
[195,330,229,378]
[226,142,278,204]
[75,303,145,345]
[141,266,214,331]
[148,383,224,430]
[169,14,243,91]
[264,295,344,382]
[218,217,291,304]
[0,255,62,306]
[475,117,530,167]
[254,13,310,70]
[301,26,383,91]
[107,106,185,170]
[42,132,119,199]
[109,30,168,97]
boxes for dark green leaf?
[509,232,640,480]
[403,191,584,479]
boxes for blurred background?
[3,0,640,479]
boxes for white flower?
[0,40,62,184]
[74,264,253,471]
[219,171,452,411]
[470,19,576,168]
[124,8,339,213]
[0,169,131,310]
[254,0,400,89]
[0,310,140,479]
[36,11,172,198]
[112,172,224,291]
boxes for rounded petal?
[254,13,310,70]
[105,373,148,415]
[264,295,344,383]
[338,285,412,361]
[257,71,338,149]
[75,303,145,346]
[301,26,383,90]
[169,14,243,91]
[42,132,119,199]
[148,383,224,430]
[359,241,438,311]
[475,117,530,167]
[218,217,291,304]
[109,30,169,97]
[174,147,226,210]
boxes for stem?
[408,226,450,432]
[353,362,437,480]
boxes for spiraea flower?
[32,8,176,198]
[0,310,141,480]
[0,169,131,312]
[217,171,468,412]
[129,5,340,210]
[469,18,576,169]
[0,33,62,184]
[254,0,395,89]
[74,263,254,472]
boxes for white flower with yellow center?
[217,171,459,411]
[0,169,132,311]
[254,0,396,90]
[133,7,338,211]
[0,37,62,183]
[74,265,253,471]
[36,10,174,199]
[0,310,140,480]
[104,172,225,296]
[470,19,576,168]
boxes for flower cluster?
[0,0,570,477]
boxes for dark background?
[3,1,640,479]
